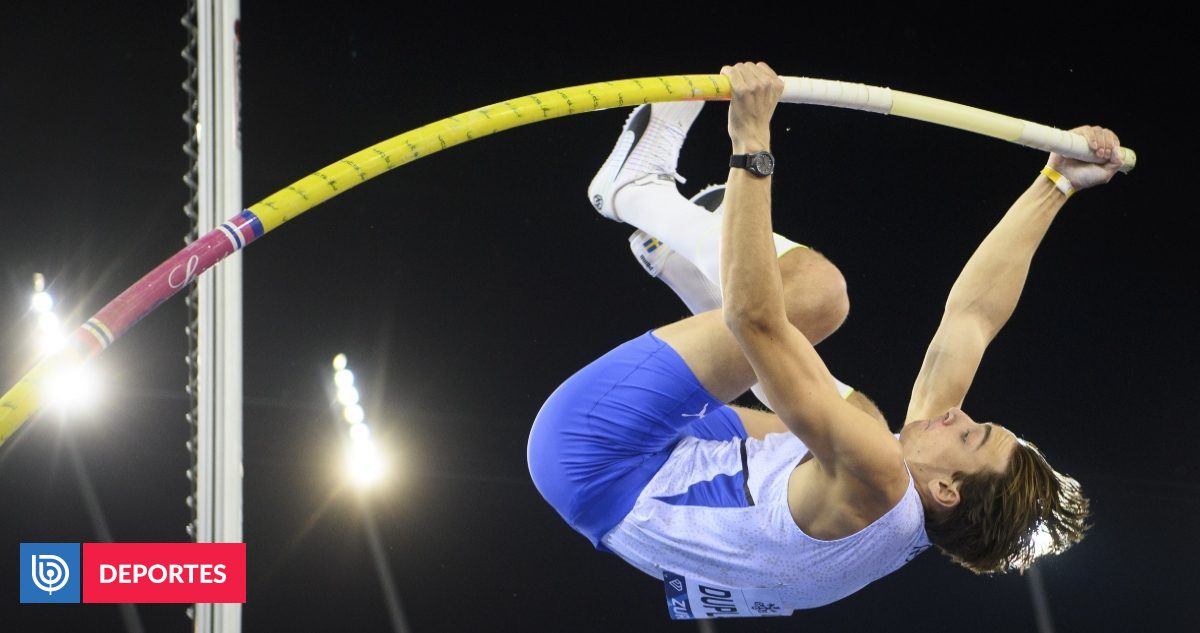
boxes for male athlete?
[528,62,1120,619]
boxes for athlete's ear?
[926,478,961,510]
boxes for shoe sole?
[690,184,726,213]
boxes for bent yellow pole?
[0,73,1137,448]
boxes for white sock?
[616,181,802,290]
[657,250,723,314]
[615,180,722,282]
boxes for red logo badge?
[82,543,245,603]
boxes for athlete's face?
[900,408,1016,479]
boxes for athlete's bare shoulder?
[785,439,908,540]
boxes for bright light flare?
[343,404,365,425]
[336,385,360,407]
[349,422,370,442]
[31,291,54,313]
[42,364,103,410]
[36,327,66,356]
[346,440,385,487]
[37,311,60,331]
[1031,522,1057,558]
[331,354,389,489]
[333,369,355,389]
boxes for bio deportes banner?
[19,542,245,604]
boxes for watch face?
[751,152,774,176]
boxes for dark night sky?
[2,4,1196,632]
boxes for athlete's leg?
[628,185,728,314]
[589,102,850,402]
[528,286,859,540]
[533,104,858,548]
[589,101,805,296]
[652,246,849,403]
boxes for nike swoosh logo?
[624,105,651,165]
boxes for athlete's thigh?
[653,310,757,403]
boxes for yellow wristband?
[1040,166,1075,198]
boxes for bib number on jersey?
[663,571,790,619]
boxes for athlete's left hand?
[721,61,784,153]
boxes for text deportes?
[99,563,227,585]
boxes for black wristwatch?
[729,151,775,177]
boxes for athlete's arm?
[720,62,901,489]
[905,126,1124,424]
[848,390,888,430]
[735,389,888,441]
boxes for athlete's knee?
[779,248,849,342]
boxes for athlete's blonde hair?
[924,439,1089,574]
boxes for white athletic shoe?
[587,100,705,221]
[627,184,726,277]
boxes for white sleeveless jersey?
[601,431,930,618]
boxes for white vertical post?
[194,0,243,631]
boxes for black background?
[2,4,1196,632]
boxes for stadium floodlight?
[31,291,54,313]
[346,438,384,486]
[31,272,54,313]
[29,273,67,357]
[343,404,365,425]
[336,385,360,407]
[332,353,385,488]
[333,369,355,389]
[35,314,66,356]
[349,422,370,443]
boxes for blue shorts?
[527,331,746,549]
